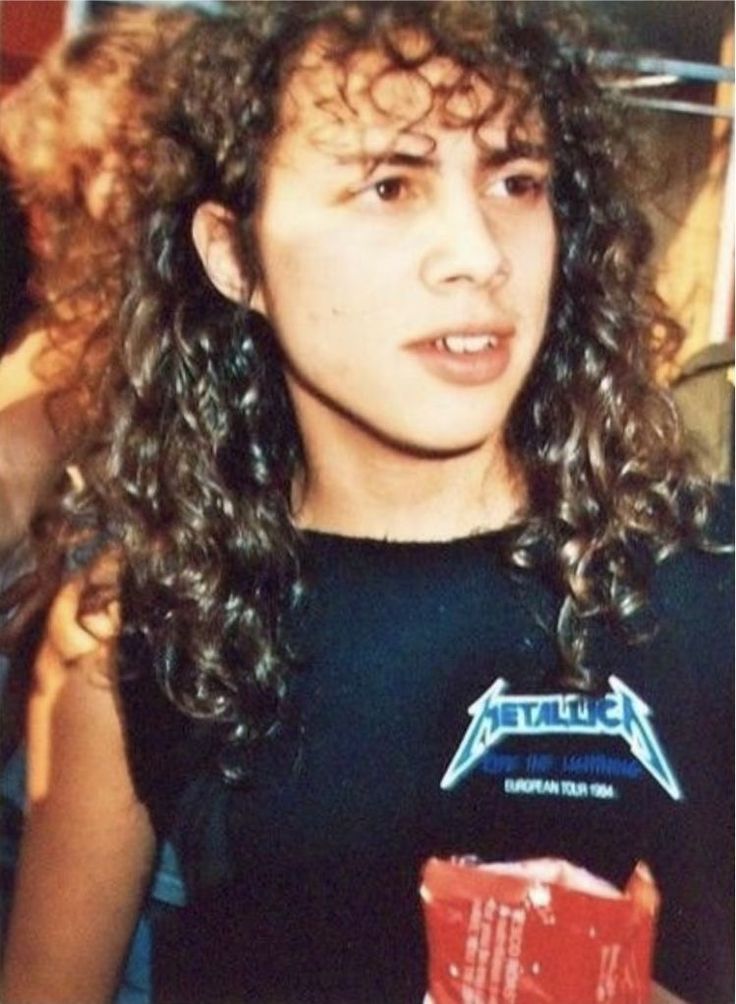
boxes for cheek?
[258,217,344,311]
[258,222,406,333]
[255,237,366,366]
[516,216,557,309]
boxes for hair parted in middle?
[61,1,709,779]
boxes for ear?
[191,201,250,304]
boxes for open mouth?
[433,333,500,354]
[407,327,513,386]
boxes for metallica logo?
[440,676,682,800]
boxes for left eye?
[488,174,545,199]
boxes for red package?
[421,857,659,1004]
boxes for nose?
[420,189,508,292]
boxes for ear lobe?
[250,281,267,315]
[191,201,249,304]
[249,282,267,316]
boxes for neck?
[293,422,526,543]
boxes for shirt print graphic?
[440,675,682,801]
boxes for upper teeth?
[436,334,498,354]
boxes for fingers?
[650,982,691,1004]
[78,601,121,643]
[46,577,106,663]
[45,550,122,664]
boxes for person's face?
[251,42,557,458]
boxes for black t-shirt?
[121,512,734,1003]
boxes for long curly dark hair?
[57,1,714,774]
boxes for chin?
[381,424,504,460]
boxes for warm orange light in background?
[0,0,66,94]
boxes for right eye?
[353,174,416,209]
[372,177,407,202]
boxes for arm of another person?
[1,570,157,1004]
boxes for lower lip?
[406,340,511,386]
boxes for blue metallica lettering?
[562,754,642,779]
[440,676,682,800]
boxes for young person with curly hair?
[2,3,732,1002]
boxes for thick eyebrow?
[335,150,438,178]
[480,141,549,167]
[335,141,549,178]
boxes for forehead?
[276,35,544,160]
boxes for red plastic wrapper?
[421,856,659,1004]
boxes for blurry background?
[1,0,733,477]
